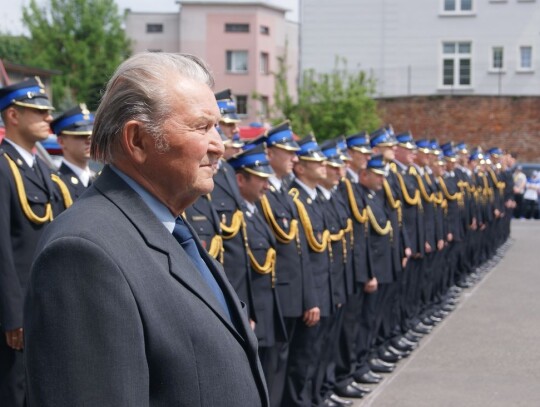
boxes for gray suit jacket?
[24,166,269,406]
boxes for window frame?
[260,52,270,75]
[439,40,473,89]
[225,23,250,33]
[226,50,249,74]
[260,96,269,119]
[146,23,164,33]
[517,45,534,72]
[235,95,248,116]
[260,25,270,35]
[440,0,475,15]
[489,46,505,72]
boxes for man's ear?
[121,120,150,164]
[236,172,245,188]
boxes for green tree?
[0,35,33,65]
[273,56,381,140]
[22,0,131,110]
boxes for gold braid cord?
[208,235,224,263]
[248,247,277,287]
[342,178,368,223]
[396,171,421,206]
[410,167,434,204]
[289,188,329,253]
[51,174,73,209]
[383,179,403,224]
[5,154,53,224]
[438,177,463,207]
[260,195,299,244]
[366,205,393,240]
[488,167,506,191]
[221,209,244,239]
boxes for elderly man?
[24,53,268,406]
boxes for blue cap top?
[430,139,441,155]
[487,147,503,157]
[469,148,484,162]
[228,143,273,177]
[335,135,351,161]
[346,131,371,153]
[443,147,457,161]
[455,142,468,154]
[415,139,431,153]
[320,139,345,167]
[296,134,326,162]
[367,154,387,175]
[241,135,265,151]
[266,121,300,151]
[0,77,54,112]
[51,104,94,135]
[396,131,416,150]
[440,141,454,152]
[215,88,241,123]
[370,127,396,148]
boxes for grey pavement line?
[356,242,513,407]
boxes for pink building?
[124,0,299,126]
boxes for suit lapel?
[94,166,248,345]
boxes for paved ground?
[351,220,540,407]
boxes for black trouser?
[333,292,364,390]
[0,337,25,407]
[353,291,378,380]
[282,317,328,407]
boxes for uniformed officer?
[215,88,241,141]
[51,104,95,200]
[0,78,72,406]
[254,122,319,407]
[229,143,288,387]
[284,135,350,407]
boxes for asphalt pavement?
[351,220,540,407]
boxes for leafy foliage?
[19,0,131,110]
[273,55,381,141]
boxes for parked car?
[517,162,540,179]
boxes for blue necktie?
[173,217,232,321]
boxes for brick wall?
[377,95,540,162]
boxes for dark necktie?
[173,217,231,321]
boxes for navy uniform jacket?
[257,184,317,318]
[439,172,463,241]
[185,194,222,261]
[338,174,371,285]
[383,165,411,276]
[391,161,425,255]
[290,180,332,317]
[319,188,349,307]
[210,161,254,317]
[418,167,439,249]
[244,206,287,347]
[361,184,394,284]
[57,162,91,201]
[0,141,67,331]
[455,166,475,234]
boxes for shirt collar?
[269,175,282,192]
[295,178,318,200]
[318,186,332,200]
[110,165,176,233]
[4,138,35,168]
[346,167,359,183]
[245,200,257,214]
[62,159,91,187]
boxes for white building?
[300,0,540,97]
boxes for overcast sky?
[0,0,299,35]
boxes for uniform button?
[34,196,38,200]
[220,202,225,206]
[199,227,204,232]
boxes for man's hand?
[447,233,453,243]
[425,242,432,253]
[5,328,23,351]
[404,247,412,258]
[303,307,320,327]
[364,278,378,294]
[249,319,256,331]
[402,256,408,268]
[494,208,501,218]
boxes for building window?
[491,46,504,70]
[442,41,472,87]
[519,46,533,70]
[442,0,473,12]
[236,95,248,115]
[226,51,248,73]
[225,23,249,33]
[147,49,163,53]
[260,52,269,75]
[146,24,163,33]
[260,96,269,118]
[260,25,270,35]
